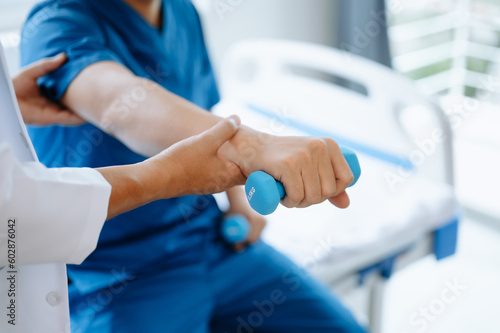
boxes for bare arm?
[63,61,354,209]
[62,61,220,156]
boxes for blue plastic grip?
[245,172,283,216]
[220,214,251,244]
[340,146,361,187]
[245,146,361,215]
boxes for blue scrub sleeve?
[20,1,126,101]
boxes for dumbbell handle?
[245,146,361,215]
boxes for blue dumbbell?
[245,146,361,215]
[220,214,251,244]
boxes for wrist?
[97,161,165,220]
[219,125,267,177]
[135,156,175,202]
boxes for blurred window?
[387,0,500,101]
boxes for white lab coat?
[0,144,112,267]
[0,44,111,332]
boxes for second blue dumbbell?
[245,146,361,215]
[220,214,251,244]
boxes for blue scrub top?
[21,0,222,292]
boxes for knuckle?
[322,183,337,198]
[322,137,338,149]
[307,139,327,158]
[307,138,324,151]
[283,155,297,169]
[338,172,354,189]
[281,200,295,208]
[287,188,304,205]
[347,172,355,185]
[297,148,311,162]
[307,192,322,204]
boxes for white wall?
[0,0,39,31]
[193,0,339,77]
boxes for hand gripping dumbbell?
[220,147,361,244]
[245,146,361,215]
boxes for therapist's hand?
[100,116,246,220]
[220,127,355,209]
[12,53,85,126]
[149,115,246,196]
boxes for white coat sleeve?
[0,143,112,266]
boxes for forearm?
[226,186,250,211]
[97,161,163,220]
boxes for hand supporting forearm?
[97,116,245,220]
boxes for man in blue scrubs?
[21,0,366,332]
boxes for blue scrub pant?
[68,238,367,333]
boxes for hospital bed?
[214,39,461,332]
